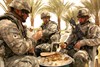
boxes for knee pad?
[74,50,89,62]
[6,56,39,67]
[35,48,42,57]
[73,50,89,67]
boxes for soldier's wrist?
[64,42,67,45]
[79,40,86,46]
[27,38,36,51]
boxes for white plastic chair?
[0,57,4,67]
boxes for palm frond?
[62,7,78,23]
[0,2,7,11]
[81,0,94,14]
[3,0,12,9]
[0,0,13,12]
[30,0,44,17]
[46,0,65,17]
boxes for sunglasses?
[21,9,29,14]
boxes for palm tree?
[42,0,73,31]
[62,7,79,29]
[62,7,79,23]
[81,0,100,26]
[29,0,44,27]
[0,0,12,12]
[0,2,7,12]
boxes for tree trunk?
[95,12,99,26]
[31,17,34,27]
[57,17,61,31]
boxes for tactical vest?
[0,13,27,58]
[37,21,60,45]
[0,13,27,38]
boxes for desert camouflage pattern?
[72,50,89,67]
[67,21,100,47]
[66,21,100,67]
[0,13,39,67]
[35,21,60,56]
[6,56,39,67]
[41,12,50,19]
[9,0,31,13]
[40,21,60,43]
[77,8,90,18]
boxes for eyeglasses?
[21,10,29,14]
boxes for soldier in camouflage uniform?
[0,0,39,67]
[61,8,100,67]
[33,12,60,56]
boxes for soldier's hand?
[37,28,42,31]
[28,47,35,54]
[32,30,43,41]
[59,42,67,49]
[74,41,81,50]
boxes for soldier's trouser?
[73,50,89,67]
[5,56,39,67]
[35,43,51,56]
[0,57,4,67]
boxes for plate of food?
[38,52,74,67]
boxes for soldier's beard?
[22,18,26,22]
[44,20,50,24]
[80,20,88,25]
[20,15,26,22]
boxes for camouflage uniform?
[65,9,100,67]
[0,0,39,67]
[35,13,60,56]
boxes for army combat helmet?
[77,8,90,18]
[41,12,50,19]
[9,0,31,13]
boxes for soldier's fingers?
[74,43,81,49]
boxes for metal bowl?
[40,62,70,67]
[38,52,74,67]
